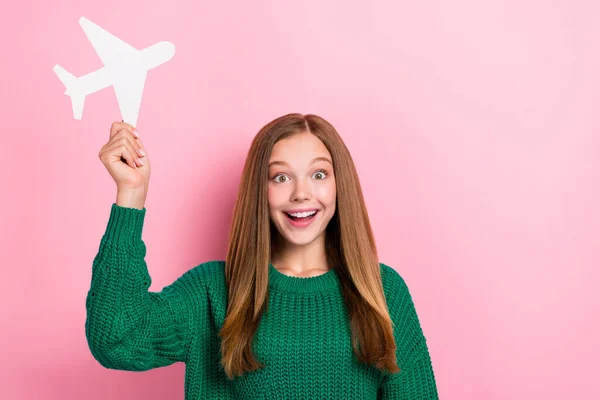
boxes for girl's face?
[267,132,336,248]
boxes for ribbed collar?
[268,263,341,294]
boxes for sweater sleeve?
[379,266,439,399]
[85,203,197,371]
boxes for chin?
[287,231,322,245]
[278,232,323,248]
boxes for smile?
[284,210,319,228]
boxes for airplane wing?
[78,16,139,66]
[113,70,147,127]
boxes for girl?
[88,113,439,399]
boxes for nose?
[291,177,312,202]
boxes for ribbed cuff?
[102,203,147,245]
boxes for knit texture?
[86,203,439,399]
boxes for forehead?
[269,133,331,167]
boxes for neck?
[271,231,330,277]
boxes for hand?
[98,121,151,192]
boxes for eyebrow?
[268,156,332,168]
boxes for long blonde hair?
[220,113,400,379]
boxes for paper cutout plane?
[53,16,175,126]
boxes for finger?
[111,126,140,146]
[110,122,133,138]
[110,121,138,139]
[116,143,138,169]
[106,138,143,169]
[111,130,146,159]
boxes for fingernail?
[137,158,144,166]
[133,130,140,138]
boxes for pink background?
[2,0,598,398]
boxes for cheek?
[267,185,286,211]
[315,182,336,206]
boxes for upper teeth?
[288,211,317,217]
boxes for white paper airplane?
[53,16,175,126]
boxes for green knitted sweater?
[86,203,439,399]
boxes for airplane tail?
[53,64,85,120]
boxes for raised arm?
[85,203,199,371]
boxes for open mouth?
[284,210,318,223]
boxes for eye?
[271,169,328,183]
[272,174,289,183]
[313,169,328,180]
